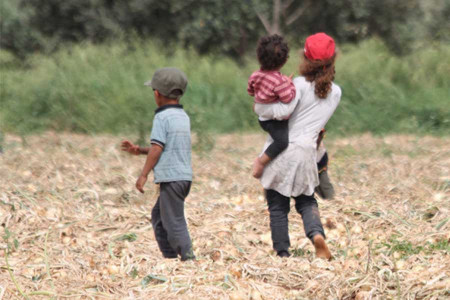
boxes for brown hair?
[257,34,289,71]
[299,54,336,99]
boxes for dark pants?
[265,189,325,252]
[316,152,335,200]
[315,170,335,200]
[151,181,194,260]
[259,119,289,159]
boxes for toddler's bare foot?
[313,234,332,260]
[252,157,265,178]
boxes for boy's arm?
[121,140,150,155]
[135,144,163,193]
[138,147,150,154]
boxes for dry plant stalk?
[0,132,449,299]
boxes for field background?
[0,132,449,299]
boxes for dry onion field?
[0,132,449,300]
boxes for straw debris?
[0,132,449,299]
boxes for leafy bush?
[2,0,449,59]
[1,39,449,138]
[331,39,450,135]
[0,0,43,58]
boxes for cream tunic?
[259,76,341,197]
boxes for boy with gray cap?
[121,67,195,261]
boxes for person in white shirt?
[258,33,341,259]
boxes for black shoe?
[181,254,196,261]
[277,250,291,258]
[181,255,196,261]
[181,248,196,261]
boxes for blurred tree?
[365,0,423,55]
[420,0,450,42]
[0,0,43,59]
[253,0,313,35]
[11,0,265,60]
[23,0,120,44]
[293,0,372,42]
[175,0,262,59]
[1,0,448,59]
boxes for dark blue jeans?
[265,189,325,252]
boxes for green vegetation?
[1,39,449,137]
[0,40,255,138]
[4,0,449,59]
[334,40,450,135]
[2,0,449,138]
[380,237,450,258]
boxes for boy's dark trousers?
[265,189,326,253]
[151,181,194,261]
[259,119,289,159]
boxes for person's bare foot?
[313,234,332,260]
[252,157,265,178]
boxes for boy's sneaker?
[277,250,291,258]
[180,248,196,261]
[162,252,178,259]
[181,255,196,261]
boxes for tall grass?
[333,40,450,135]
[1,39,449,138]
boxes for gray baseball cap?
[144,67,188,99]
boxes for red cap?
[304,33,335,61]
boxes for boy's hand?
[136,174,147,193]
[121,140,140,155]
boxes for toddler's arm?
[254,73,297,120]
[254,96,299,120]
[273,74,296,104]
[247,75,255,96]
[135,144,163,193]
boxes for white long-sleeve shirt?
[259,76,341,197]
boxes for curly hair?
[257,34,289,71]
[299,54,336,99]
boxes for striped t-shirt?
[150,104,192,183]
[247,70,296,104]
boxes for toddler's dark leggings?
[265,189,326,252]
[259,119,289,159]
